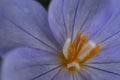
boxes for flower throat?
[59,30,102,72]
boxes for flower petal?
[49,0,115,45]
[84,65,120,80]
[78,69,94,80]
[83,2,120,79]
[90,10,120,49]
[2,47,61,80]
[0,0,60,56]
[51,69,83,80]
[88,45,120,63]
[84,46,120,79]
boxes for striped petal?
[48,0,115,46]
[84,46,120,80]
[90,9,120,49]
[0,0,60,57]
[2,47,60,80]
[84,65,120,80]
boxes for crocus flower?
[0,0,120,80]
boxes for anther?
[79,43,102,64]
[61,30,102,71]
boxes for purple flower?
[0,0,120,80]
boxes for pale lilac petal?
[84,46,120,80]
[0,0,60,56]
[82,1,120,79]
[90,10,120,49]
[2,47,92,80]
[49,0,115,45]
[86,1,120,49]
[85,7,120,77]
[2,47,61,80]
[78,70,94,80]
[83,65,120,80]
[88,46,120,63]
[51,69,83,80]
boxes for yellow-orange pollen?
[59,30,102,72]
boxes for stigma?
[60,30,102,72]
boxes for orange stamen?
[68,42,74,62]
[71,35,88,61]
[74,30,81,49]
[67,31,89,62]
[77,34,88,56]
[60,30,102,72]
[79,43,102,64]
[72,31,81,61]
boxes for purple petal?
[50,69,83,80]
[49,0,115,45]
[0,0,60,56]
[90,9,120,49]
[84,46,120,79]
[78,70,94,80]
[2,47,90,80]
[84,65,120,80]
[2,47,61,80]
[88,45,120,63]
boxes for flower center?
[59,30,102,72]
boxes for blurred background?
[37,0,51,9]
